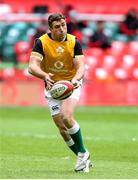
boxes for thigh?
[45,82,82,116]
[61,85,82,114]
[45,89,62,116]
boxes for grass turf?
[0,106,138,179]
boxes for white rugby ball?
[50,80,74,100]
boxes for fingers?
[45,80,53,90]
[71,79,80,89]
[45,73,55,90]
[48,73,54,83]
[49,73,54,77]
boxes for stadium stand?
[0,0,138,105]
[2,0,138,14]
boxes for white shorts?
[44,82,82,116]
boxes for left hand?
[45,73,54,90]
[71,79,80,89]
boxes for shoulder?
[32,38,44,56]
[67,34,82,47]
[67,33,76,38]
[67,33,76,43]
[39,33,49,41]
[75,38,82,47]
[74,38,83,56]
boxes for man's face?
[50,19,67,41]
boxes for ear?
[49,26,53,31]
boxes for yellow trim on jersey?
[31,51,43,61]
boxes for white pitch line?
[76,107,138,114]
[0,132,137,142]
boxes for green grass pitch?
[0,106,138,179]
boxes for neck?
[51,33,66,42]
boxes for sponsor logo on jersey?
[54,61,64,69]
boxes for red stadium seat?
[85,56,99,80]
[95,67,108,80]
[127,41,138,56]
[15,41,31,64]
[2,68,15,79]
[110,41,127,56]
[102,55,117,72]
[84,48,103,67]
[114,54,136,80]
[85,55,99,67]
[84,48,103,58]
[122,54,136,69]
[114,68,128,80]
[133,68,138,79]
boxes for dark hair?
[48,13,66,28]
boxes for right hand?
[71,78,80,89]
[44,73,54,90]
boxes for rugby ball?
[50,80,74,100]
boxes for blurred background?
[0,0,138,106]
[1,2,138,178]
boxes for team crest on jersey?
[56,46,64,55]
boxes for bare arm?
[28,56,46,80]
[28,53,54,88]
[71,55,85,87]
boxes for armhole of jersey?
[39,34,48,57]
[38,38,44,57]
[72,35,76,58]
